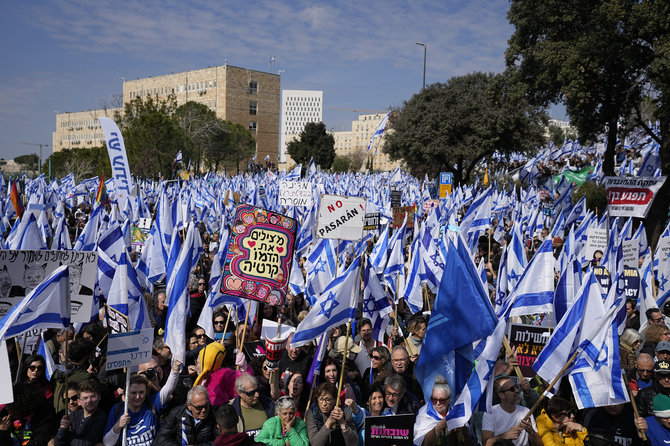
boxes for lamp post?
[416,42,426,90]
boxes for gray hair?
[275,396,296,415]
[384,375,406,393]
[187,385,210,404]
[391,345,409,359]
[620,328,642,349]
[432,375,451,399]
[235,373,258,394]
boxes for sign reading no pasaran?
[105,327,154,371]
[316,194,366,240]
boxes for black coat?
[635,380,670,418]
[155,403,219,446]
[54,408,107,446]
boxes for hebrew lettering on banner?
[220,204,297,306]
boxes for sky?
[0,0,566,162]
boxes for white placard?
[622,239,640,269]
[583,228,608,262]
[605,176,667,218]
[279,182,313,208]
[260,319,295,341]
[657,236,670,272]
[105,327,154,371]
[0,250,97,323]
[316,195,367,241]
[0,342,13,404]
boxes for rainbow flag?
[10,179,22,218]
[94,175,108,207]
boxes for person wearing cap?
[657,341,670,362]
[644,394,670,445]
[636,360,670,417]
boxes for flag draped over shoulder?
[0,265,70,341]
[291,255,362,348]
[415,234,498,404]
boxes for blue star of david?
[594,343,608,371]
[508,270,521,283]
[363,297,376,313]
[314,258,327,274]
[660,273,669,292]
[318,292,339,318]
[429,252,444,269]
[483,359,497,381]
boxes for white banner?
[621,239,640,269]
[0,250,97,323]
[605,176,667,218]
[583,228,608,262]
[106,327,154,371]
[316,194,366,240]
[279,181,313,207]
[99,117,133,209]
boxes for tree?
[286,122,336,170]
[505,0,670,247]
[330,156,351,173]
[206,122,256,174]
[384,71,547,184]
[43,147,111,180]
[14,154,39,172]
[174,102,222,173]
[348,149,366,172]
[114,95,185,178]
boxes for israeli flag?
[363,257,393,342]
[0,265,70,341]
[176,150,183,163]
[291,255,362,348]
[507,239,555,317]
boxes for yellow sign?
[439,184,452,197]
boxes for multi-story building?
[332,113,401,172]
[52,108,121,152]
[54,64,280,162]
[280,90,323,164]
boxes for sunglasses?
[196,334,206,339]
[198,283,206,286]
[28,365,43,371]
[68,395,79,402]
[371,355,381,360]
[189,402,210,411]
[431,396,449,405]
[240,388,259,397]
[213,320,225,325]
[501,384,519,393]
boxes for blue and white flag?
[0,265,70,341]
[303,238,338,304]
[506,239,555,317]
[37,331,57,381]
[383,215,407,296]
[291,255,362,348]
[306,332,329,387]
[460,188,493,251]
[176,150,183,163]
[5,214,46,250]
[366,110,390,153]
[506,222,527,291]
[107,250,152,331]
[363,257,393,342]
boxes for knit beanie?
[653,393,670,418]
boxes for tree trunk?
[603,117,618,176]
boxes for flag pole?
[501,336,525,382]
[336,321,351,407]
[622,371,647,441]
[219,307,233,345]
[237,300,252,359]
[13,335,28,384]
[121,367,131,446]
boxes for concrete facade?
[332,113,401,171]
[52,108,121,152]
[280,90,323,163]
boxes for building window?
[249,121,257,133]
[249,80,258,95]
[249,101,257,115]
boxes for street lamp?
[416,42,426,90]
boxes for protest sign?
[605,176,667,218]
[390,190,402,208]
[423,199,439,214]
[105,327,154,371]
[131,218,152,253]
[621,267,640,301]
[509,324,550,377]
[260,319,295,340]
[392,206,415,229]
[279,181,313,207]
[621,239,640,269]
[316,195,366,240]
[584,228,608,262]
[0,250,97,323]
[220,204,297,306]
[107,305,129,334]
[0,342,12,404]
[364,212,380,231]
[593,266,610,293]
[657,236,670,275]
[365,415,414,446]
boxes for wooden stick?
[121,367,131,446]
[13,335,28,385]
[336,321,352,406]
[502,336,525,382]
[622,371,647,441]
[335,239,340,278]
[276,317,282,339]
[219,307,232,345]
[237,300,252,353]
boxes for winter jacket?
[54,408,107,446]
[255,415,309,446]
[155,403,219,446]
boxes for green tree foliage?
[330,155,351,173]
[43,147,111,180]
[286,122,336,170]
[114,95,186,178]
[215,122,256,174]
[14,154,39,172]
[384,71,547,184]
[174,102,222,173]
[505,0,670,247]
[573,181,608,215]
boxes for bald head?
[637,353,654,369]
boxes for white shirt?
[482,404,537,446]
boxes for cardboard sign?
[621,267,640,300]
[365,415,414,446]
[279,181,313,207]
[364,213,380,231]
[605,176,667,218]
[439,172,453,197]
[390,190,402,208]
[105,328,154,371]
[107,305,130,334]
[509,324,550,377]
[392,206,415,229]
[593,266,610,293]
[131,225,151,253]
[622,239,640,269]
[658,236,670,278]
[220,204,297,306]
[316,195,366,240]
[0,250,97,323]
[584,228,608,262]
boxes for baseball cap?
[657,341,670,353]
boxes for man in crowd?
[382,375,420,415]
[356,318,383,355]
[645,394,670,444]
[214,404,262,446]
[583,403,648,446]
[52,338,96,413]
[277,333,311,378]
[229,374,275,435]
[482,376,542,446]
[156,385,218,445]
[391,345,424,401]
[637,360,670,417]
[55,379,107,446]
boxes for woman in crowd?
[19,354,54,404]
[641,324,670,356]
[256,396,309,446]
[362,346,393,393]
[536,396,588,446]
[305,382,358,446]
[346,383,386,446]
[0,382,57,446]
[620,328,643,377]
[320,357,356,403]
[280,371,307,418]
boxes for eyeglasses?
[68,395,79,402]
[371,355,381,360]
[318,397,334,403]
[501,384,519,393]
[214,320,225,325]
[431,396,449,405]
[651,317,665,323]
[198,283,206,286]
[385,391,402,399]
[28,365,43,371]
[240,388,259,397]
[658,374,670,380]
[196,334,206,339]
[392,358,408,363]
[189,402,210,411]
[663,332,670,336]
